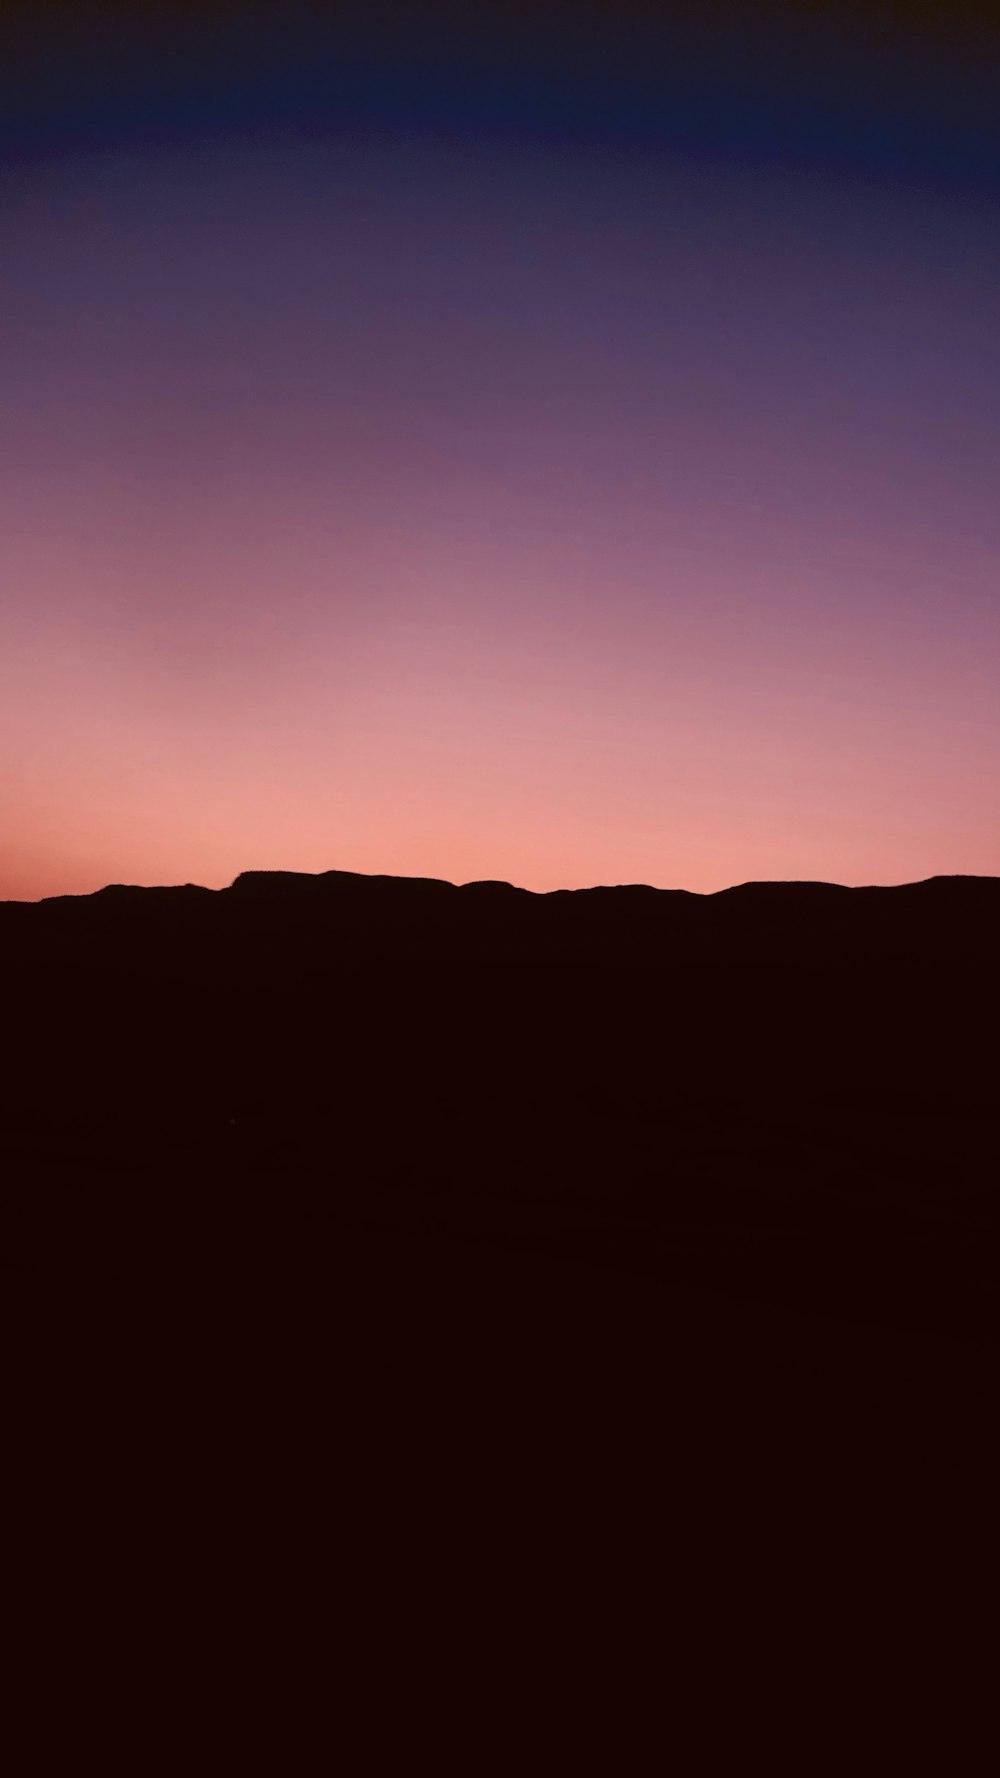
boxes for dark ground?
[6,868,997,1334]
[6,869,998,1737]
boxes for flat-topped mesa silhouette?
[4,862,997,1342]
[4,867,999,962]
[9,864,995,910]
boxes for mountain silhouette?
[5,867,997,1345]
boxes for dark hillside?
[5,869,997,1343]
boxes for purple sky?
[2,4,998,896]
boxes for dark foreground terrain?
[8,868,998,1726]
[6,866,997,1341]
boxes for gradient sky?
[2,1,998,898]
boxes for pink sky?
[2,138,997,899]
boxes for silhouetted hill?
[5,864,997,1352]
[5,867,999,959]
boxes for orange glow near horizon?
[2,138,998,901]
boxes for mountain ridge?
[4,856,997,1342]
[5,866,997,908]
[5,866,997,966]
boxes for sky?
[2,0,998,898]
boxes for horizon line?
[5,866,999,907]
